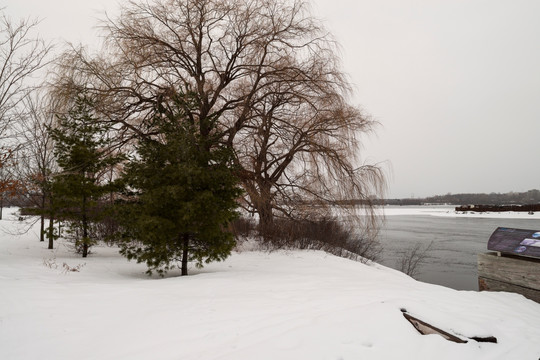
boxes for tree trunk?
[47,195,54,248]
[181,234,189,276]
[47,216,54,250]
[0,194,3,220]
[256,182,274,240]
[40,195,46,242]
[40,215,45,242]
[247,180,274,240]
[258,201,274,240]
[82,194,88,258]
[82,243,88,258]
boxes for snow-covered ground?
[1,207,540,360]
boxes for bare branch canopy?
[51,0,386,236]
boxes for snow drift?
[1,208,539,360]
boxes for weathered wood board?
[402,312,467,343]
[402,311,497,343]
[478,277,540,303]
[478,252,540,303]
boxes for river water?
[375,206,540,290]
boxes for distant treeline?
[10,189,540,209]
[330,189,540,206]
[381,189,540,206]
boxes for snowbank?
[1,207,539,360]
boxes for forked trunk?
[242,180,275,240]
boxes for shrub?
[258,217,381,263]
[230,217,257,238]
[397,241,433,278]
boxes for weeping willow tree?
[51,0,386,241]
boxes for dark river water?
[376,207,540,290]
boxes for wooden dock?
[478,252,540,303]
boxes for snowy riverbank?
[379,205,540,219]
[1,208,540,359]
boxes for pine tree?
[50,94,121,257]
[116,94,241,276]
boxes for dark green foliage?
[49,94,122,257]
[116,95,241,276]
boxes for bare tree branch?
[0,12,51,140]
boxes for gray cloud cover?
[5,0,540,198]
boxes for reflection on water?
[376,209,540,290]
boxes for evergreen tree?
[50,94,121,257]
[116,95,241,276]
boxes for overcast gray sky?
[4,0,540,198]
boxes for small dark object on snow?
[470,336,497,343]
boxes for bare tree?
[0,10,51,218]
[234,61,384,234]
[398,241,434,279]
[15,91,58,246]
[0,149,19,218]
[0,11,51,138]
[52,0,385,237]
